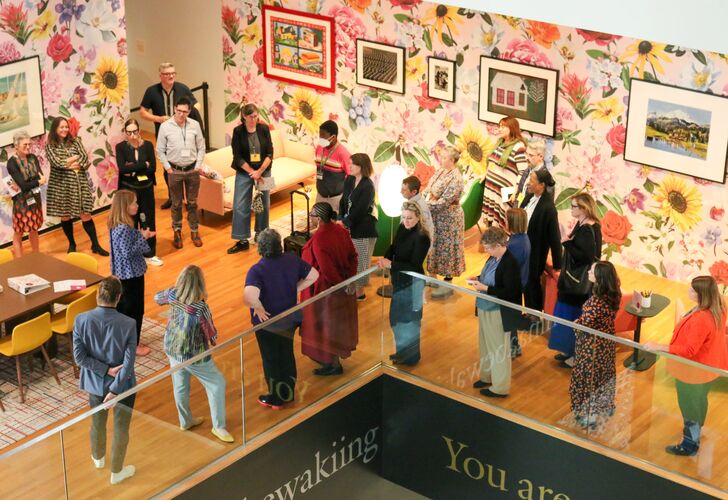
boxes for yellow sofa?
[198,128,315,216]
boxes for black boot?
[61,220,76,253]
[82,219,109,256]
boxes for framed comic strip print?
[262,6,335,93]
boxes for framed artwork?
[261,5,335,93]
[356,40,406,94]
[427,57,456,103]
[0,55,44,148]
[478,56,559,137]
[624,78,728,183]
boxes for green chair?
[461,180,485,233]
[372,203,399,257]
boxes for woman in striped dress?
[482,116,528,228]
[45,117,108,255]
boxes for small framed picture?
[427,57,456,103]
[356,39,406,94]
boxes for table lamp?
[376,163,406,297]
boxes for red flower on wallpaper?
[709,260,728,286]
[389,0,423,9]
[412,161,435,189]
[221,5,242,44]
[501,39,552,68]
[67,117,81,138]
[414,82,440,112]
[601,210,632,246]
[525,21,560,49]
[347,0,373,13]
[576,29,621,46]
[253,45,265,74]
[606,124,626,156]
[47,32,74,64]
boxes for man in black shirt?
[140,62,199,209]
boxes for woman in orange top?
[645,276,728,456]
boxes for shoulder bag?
[557,224,595,296]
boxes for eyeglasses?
[161,72,176,76]
[125,129,139,135]
[175,108,190,115]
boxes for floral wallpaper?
[0,0,128,245]
[222,0,728,289]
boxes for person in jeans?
[228,103,273,254]
[244,229,319,409]
[156,95,206,249]
[73,276,137,485]
[154,265,234,443]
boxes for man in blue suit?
[73,276,137,485]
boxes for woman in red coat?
[646,275,728,456]
[300,202,359,376]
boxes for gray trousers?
[89,393,136,473]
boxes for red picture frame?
[262,6,336,93]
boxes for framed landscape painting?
[427,57,456,102]
[478,56,559,137]
[0,56,44,148]
[262,5,335,92]
[624,79,728,183]
[356,40,406,94]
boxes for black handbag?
[557,224,595,296]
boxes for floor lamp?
[376,164,406,298]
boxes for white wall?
[450,0,728,55]
[125,0,226,149]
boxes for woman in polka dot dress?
[109,190,156,356]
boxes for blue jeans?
[231,172,270,241]
[169,357,227,430]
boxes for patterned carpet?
[268,208,311,236]
[0,318,168,450]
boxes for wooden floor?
[1,154,727,498]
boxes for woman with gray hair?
[154,265,234,443]
[467,226,523,398]
[244,229,319,409]
[425,145,465,298]
[7,130,44,256]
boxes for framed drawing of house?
[478,56,559,137]
[0,56,44,148]
[261,5,335,93]
[624,78,728,183]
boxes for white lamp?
[376,163,407,297]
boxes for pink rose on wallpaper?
[47,32,74,63]
[0,40,20,63]
[709,260,728,286]
[601,210,632,246]
[606,124,626,155]
[328,5,366,70]
[501,39,552,68]
[41,70,61,114]
[95,156,119,194]
[389,0,423,9]
[555,107,574,133]
[252,45,265,74]
[575,29,621,46]
[67,117,81,138]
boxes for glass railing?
[1,268,726,497]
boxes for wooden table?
[622,293,671,371]
[0,253,104,325]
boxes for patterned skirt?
[12,192,43,233]
[482,165,519,227]
[46,168,95,217]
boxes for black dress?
[7,154,43,233]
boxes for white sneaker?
[146,256,164,266]
[92,456,105,469]
[110,465,135,485]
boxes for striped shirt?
[483,140,527,227]
[154,288,218,364]
[315,143,351,197]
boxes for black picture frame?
[427,57,456,103]
[356,39,406,95]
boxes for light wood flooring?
[1,159,726,498]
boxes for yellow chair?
[0,313,60,403]
[0,248,13,264]
[59,252,100,304]
[51,291,97,378]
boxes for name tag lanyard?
[318,144,339,170]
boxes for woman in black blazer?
[520,169,562,314]
[228,104,274,254]
[469,226,523,398]
[114,118,161,265]
[339,153,378,299]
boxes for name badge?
[316,165,324,180]
[137,174,149,181]
[250,153,261,163]
[26,194,36,206]
[181,148,193,160]
[517,192,525,205]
